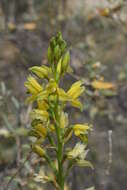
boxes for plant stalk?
[54,97,64,190]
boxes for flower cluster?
[25,32,92,190]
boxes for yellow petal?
[25,76,42,94]
[67,81,84,97]
[31,109,49,121]
[46,79,57,94]
[74,129,81,136]
[29,66,51,79]
[48,124,55,132]
[32,145,45,157]
[37,100,49,110]
[25,94,37,103]
[91,80,114,90]
[60,112,68,128]
[70,99,83,110]
[73,124,91,136]
[34,124,47,138]
[58,88,70,102]
[37,91,48,101]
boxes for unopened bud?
[57,58,62,75]
[62,51,70,73]
[50,37,56,50]
[32,145,45,157]
[47,46,52,63]
[54,45,61,61]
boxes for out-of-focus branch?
[106,130,113,175]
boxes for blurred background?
[0,0,127,190]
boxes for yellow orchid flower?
[73,124,91,136]
[25,76,43,103]
[37,90,48,101]
[67,81,85,99]
[34,124,47,138]
[25,94,38,103]
[71,98,83,110]
[25,75,42,94]
[46,79,58,93]
[37,100,49,110]
[25,33,93,190]
[67,142,87,160]
[37,80,58,102]
[58,88,70,102]
[31,109,49,121]
[34,169,51,183]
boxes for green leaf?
[11,96,20,110]
[1,82,6,95]
[2,114,14,132]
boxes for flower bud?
[50,37,56,50]
[57,58,62,75]
[47,46,53,63]
[62,51,70,73]
[54,45,61,61]
[60,40,67,53]
[32,145,45,157]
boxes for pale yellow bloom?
[57,87,83,110]
[46,79,58,94]
[58,88,70,102]
[66,81,85,109]
[31,109,49,121]
[25,94,37,103]
[36,80,84,110]
[25,75,42,94]
[73,124,91,136]
[34,169,51,183]
[37,100,49,110]
[67,143,93,169]
[60,112,68,128]
[34,124,47,138]
[67,142,88,160]
[24,76,43,103]
[67,81,85,99]
[37,79,58,101]
[37,90,48,101]
[71,98,83,110]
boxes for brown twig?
[106,130,113,175]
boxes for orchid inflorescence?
[25,32,92,190]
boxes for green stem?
[47,133,56,147]
[44,153,57,175]
[57,134,64,190]
[54,99,64,190]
